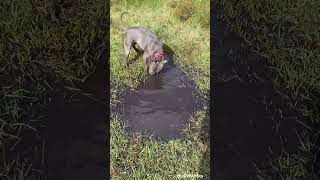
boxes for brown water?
[116,63,203,140]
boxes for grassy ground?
[110,0,210,179]
[214,0,320,179]
[0,0,106,179]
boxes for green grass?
[0,0,106,178]
[110,0,210,95]
[110,0,210,179]
[214,0,320,179]
[111,111,209,179]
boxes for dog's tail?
[119,12,128,31]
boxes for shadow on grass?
[46,50,107,180]
[211,10,307,179]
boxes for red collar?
[152,52,165,61]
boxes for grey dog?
[120,12,168,75]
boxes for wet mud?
[116,62,203,141]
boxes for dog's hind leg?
[123,38,132,68]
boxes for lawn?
[110,0,210,179]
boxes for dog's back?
[125,27,163,53]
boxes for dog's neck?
[152,52,165,61]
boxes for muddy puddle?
[115,62,203,141]
[212,15,301,179]
[46,53,108,180]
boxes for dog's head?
[148,58,168,75]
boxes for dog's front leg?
[143,58,148,75]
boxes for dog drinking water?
[119,12,168,75]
